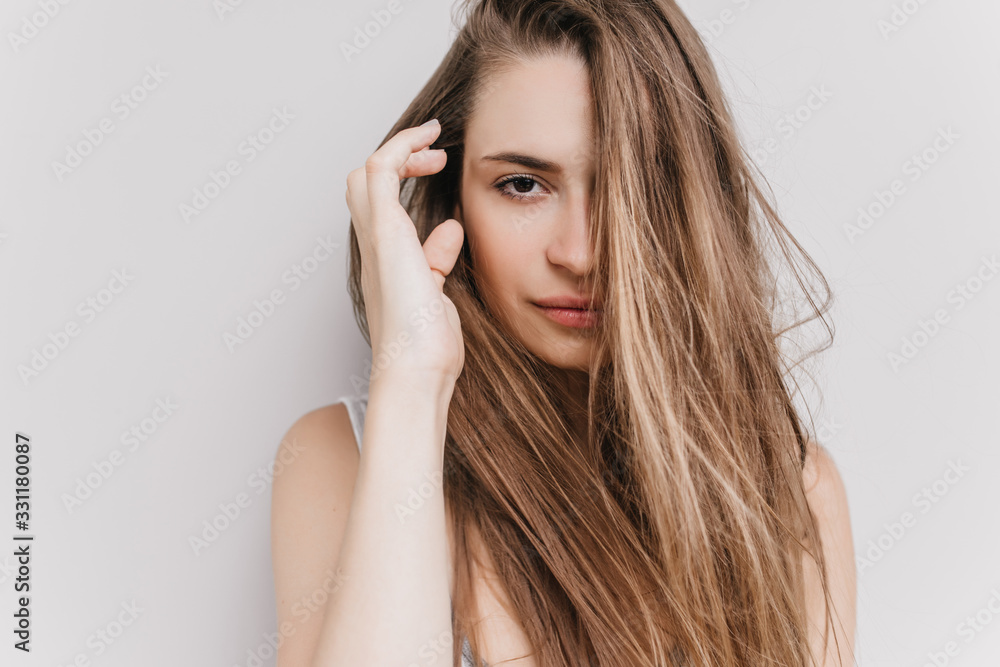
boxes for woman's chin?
[526,338,595,372]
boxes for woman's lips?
[533,304,602,329]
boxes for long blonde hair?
[347,1,839,664]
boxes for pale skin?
[270,53,857,666]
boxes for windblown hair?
[346,1,840,665]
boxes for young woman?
[271,1,856,666]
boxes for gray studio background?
[1,0,998,665]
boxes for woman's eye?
[494,175,545,201]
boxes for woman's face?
[457,52,601,372]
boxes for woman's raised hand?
[346,119,466,388]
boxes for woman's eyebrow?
[480,151,562,173]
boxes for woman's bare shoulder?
[270,403,361,667]
[800,438,856,666]
[271,402,361,528]
[272,403,361,499]
[283,403,356,448]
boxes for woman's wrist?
[369,367,456,409]
[363,369,456,467]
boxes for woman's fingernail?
[420,118,440,128]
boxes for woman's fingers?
[401,147,447,180]
[422,219,465,291]
[347,151,444,243]
[365,122,443,222]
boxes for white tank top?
[336,393,484,667]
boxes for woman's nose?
[545,190,594,277]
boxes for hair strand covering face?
[347,1,840,665]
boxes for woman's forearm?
[309,372,455,667]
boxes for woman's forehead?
[465,55,596,175]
